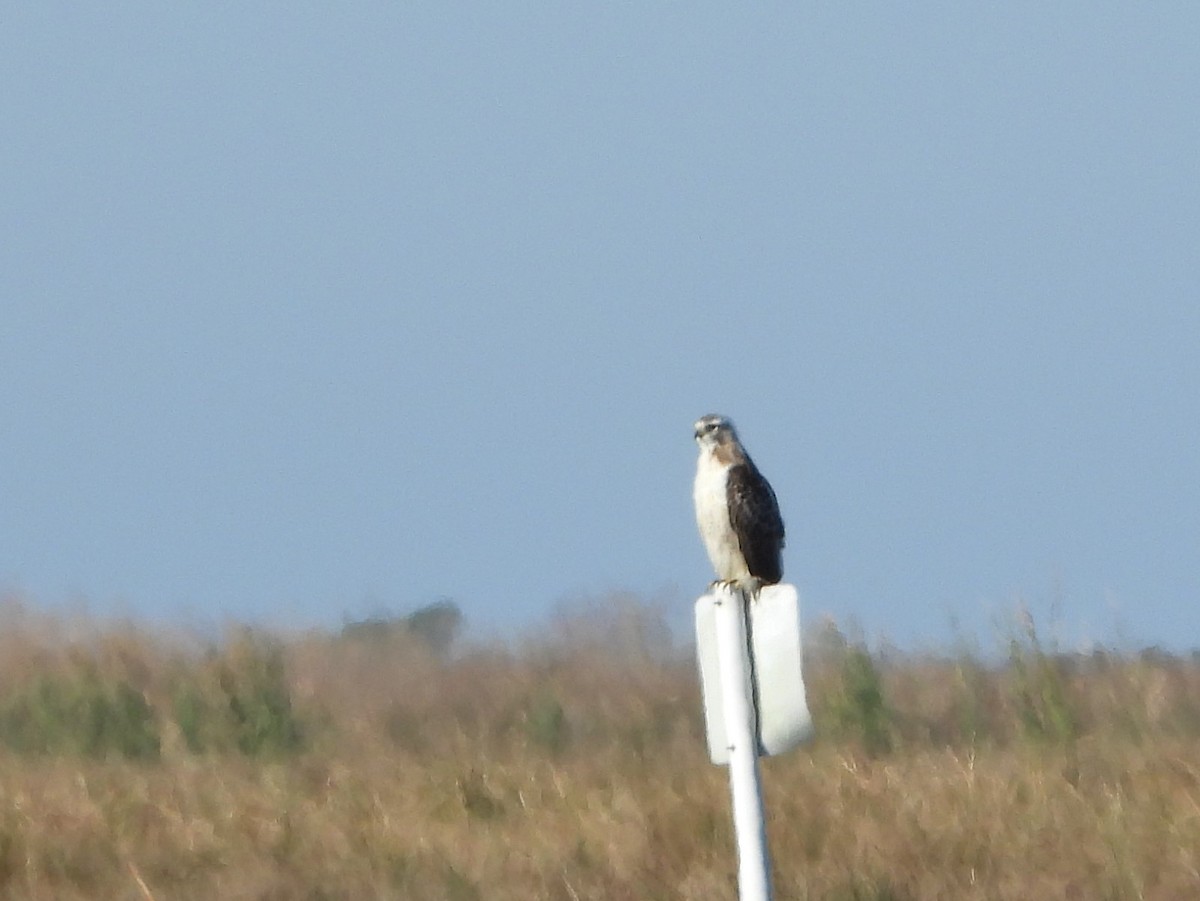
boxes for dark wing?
[727,458,786,584]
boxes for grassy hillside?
[0,595,1196,899]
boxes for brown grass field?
[0,594,1197,900]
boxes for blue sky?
[2,5,1197,648]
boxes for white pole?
[712,583,773,901]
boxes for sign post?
[695,582,812,901]
[713,585,772,900]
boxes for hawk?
[692,414,786,592]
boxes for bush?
[830,643,893,756]
[0,670,159,760]
[1006,608,1077,744]
[171,630,305,756]
[524,693,569,753]
[809,623,893,756]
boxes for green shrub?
[834,644,893,756]
[525,693,569,753]
[813,625,893,756]
[1006,610,1076,744]
[0,670,159,760]
[171,631,305,756]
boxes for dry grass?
[0,594,1196,899]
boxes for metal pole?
[712,583,773,900]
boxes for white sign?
[695,583,813,765]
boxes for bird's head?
[694,413,738,451]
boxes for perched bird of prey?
[693,414,786,592]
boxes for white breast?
[693,452,750,582]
